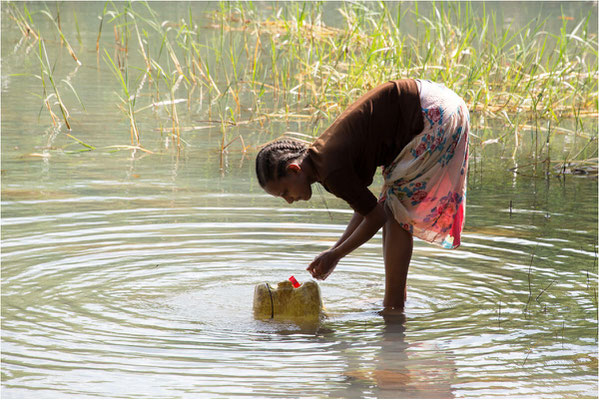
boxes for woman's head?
[255,139,313,204]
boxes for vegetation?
[4,1,598,174]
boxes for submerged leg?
[382,208,413,310]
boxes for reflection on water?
[1,1,597,398]
[339,314,456,399]
[1,143,597,397]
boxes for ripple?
[2,198,597,398]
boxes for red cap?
[288,275,300,288]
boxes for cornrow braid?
[255,139,308,188]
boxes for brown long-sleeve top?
[306,79,424,216]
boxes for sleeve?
[322,169,378,216]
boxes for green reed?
[5,1,598,169]
[6,2,97,152]
[39,4,81,66]
[206,1,597,173]
[104,49,142,147]
[9,4,67,129]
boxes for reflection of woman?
[344,314,456,398]
[255,79,469,312]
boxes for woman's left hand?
[307,249,340,280]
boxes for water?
[2,2,598,399]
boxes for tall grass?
[207,1,597,172]
[6,2,95,151]
[5,1,598,170]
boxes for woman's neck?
[300,154,319,184]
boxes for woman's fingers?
[306,260,319,278]
[307,263,325,280]
[307,252,334,280]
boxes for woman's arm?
[307,202,387,280]
[331,211,363,250]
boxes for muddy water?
[2,2,598,399]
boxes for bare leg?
[382,207,413,310]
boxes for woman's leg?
[382,207,413,309]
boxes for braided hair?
[255,139,308,188]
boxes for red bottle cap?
[289,275,300,288]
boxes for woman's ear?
[287,163,301,173]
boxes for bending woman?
[255,79,469,311]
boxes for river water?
[2,2,597,398]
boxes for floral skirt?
[380,80,469,249]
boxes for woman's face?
[264,163,312,204]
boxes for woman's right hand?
[307,249,340,280]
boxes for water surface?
[2,2,598,398]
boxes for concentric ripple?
[2,174,597,398]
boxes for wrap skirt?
[380,80,469,249]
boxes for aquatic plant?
[199,2,597,159]
[206,1,597,172]
[4,0,597,170]
[104,49,142,148]
[39,3,81,66]
[5,2,94,151]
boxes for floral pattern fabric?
[380,80,469,249]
